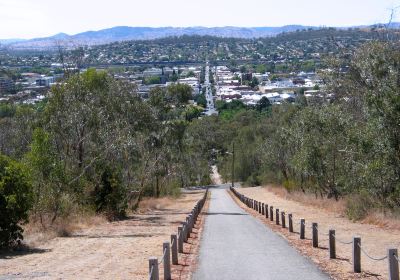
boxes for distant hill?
[0,38,26,44]
[1,24,399,50]
[0,26,317,49]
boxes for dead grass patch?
[262,185,347,215]
[262,184,400,230]
[23,212,106,247]
[362,211,400,230]
[138,196,177,212]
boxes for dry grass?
[137,196,176,212]
[263,185,346,214]
[23,212,107,247]
[362,211,400,231]
[261,184,400,230]
[22,196,181,247]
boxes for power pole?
[231,142,235,188]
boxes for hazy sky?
[0,0,399,39]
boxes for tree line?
[208,41,400,221]
[0,70,209,248]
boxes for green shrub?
[345,192,373,221]
[0,154,32,248]
[283,179,298,193]
[94,166,127,220]
[245,174,261,187]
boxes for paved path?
[193,186,330,280]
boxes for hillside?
[1,24,393,50]
[0,26,318,49]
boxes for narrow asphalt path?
[193,186,330,280]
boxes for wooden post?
[329,229,336,259]
[300,219,305,239]
[183,222,188,242]
[388,249,399,280]
[186,216,191,235]
[353,237,361,273]
[312,223,318,248]
[262,203,265,215]
[149,257,159,280]
[190,215,194,232]
[163,242,171,280]
[171,234,178,265]
[270,206,273,221]
[265,204,269,218]
[281,212,286,228]
[288,214,293,233]
[178,226,183,253]
[276,209,280,225]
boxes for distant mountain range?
[1,24,399,50]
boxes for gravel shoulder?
[0,191,204,280]
[236,186,400,280]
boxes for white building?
[143,68,163,77]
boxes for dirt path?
[0,191,204,280]
[210,165,223,185]
[236,187,400,280]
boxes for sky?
[0,0,399,39]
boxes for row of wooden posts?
[230,187,400,280]
[148,188,208,280]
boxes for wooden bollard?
[259,202,262,214]
[163,242,171,280]
[388,249,399,280]
[149,257,159,280]
[270,206,273,221]
[288,214,293,232]
[265,204,268,218]
[276,209,280,225]
[353,237,361,273]
[178,226,183,253]
[300,219,305,239]
[182,222,188,242]
[312,223,318,248]
[262,203,265,215]
[329,229,336,259]
[190,214,194,231]
[281,212,286,228]
[186,216,191,235]
[171,234,178,265]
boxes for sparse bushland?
[0,70,211,248]
[209,41,400,221]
